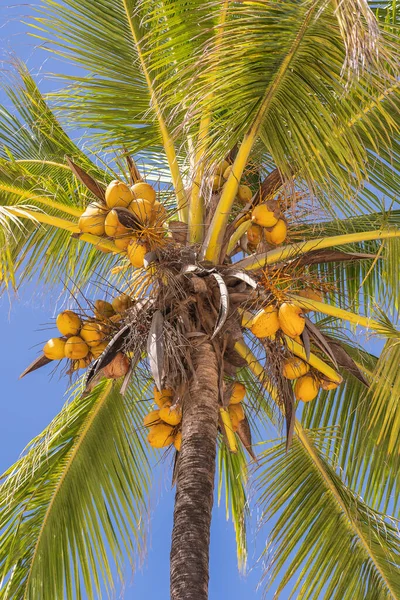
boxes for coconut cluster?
[143,388,182,450]
[78,180,167,268]
[209,160,253,205]
[42,294,134,375]
[143,381,246,452]
[247,301,339,403]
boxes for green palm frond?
[256,430,400,600]
[217,440,249,572]
[0,379,150,600]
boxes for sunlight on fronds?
[0,380,150,600]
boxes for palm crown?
[0,1,400,599]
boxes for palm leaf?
[256,430,400,600]
[0,379,150,600]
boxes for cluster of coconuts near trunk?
[210,159,288,249]
[143,381,246,450]
[78,180,167,268]
[42,294,134,377]
[246,299,339,402]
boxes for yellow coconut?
[229,382,246,404]
[154,387,174,408]
[227,408,240,432]
[320,379,340,391]
[105,180,133,209]
[131,182,157,204]
[250,306,280,339]
[72,357,91,371]
[159,405,182,426]
[150,200,168,225]
[129,198,153,224]
[278,302,305,338]
[237,185,253,204]
[294,374,320,402]
[211,175,223,191]
[56,310,82,336]
[143,409,161,428]
[43,338,66,360]
[282,357,310,380]
[174,431,182,452]
[216,159,230,176]
[127,240,148,268]
[247,224,262,246]
[114,236,134,251]
[224,165,236,180]
[90,341,108,359]
[112,294,134,313]
[64,336,89,360]
[104,209,131,238]
[252,203,278,228]
[147,423,175,448]
[94,300,115,319]
[229,403,245,422]
[264,219,287,245]
[78,202,108,236]
[80,322,104,348]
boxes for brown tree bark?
[170,341,220,600]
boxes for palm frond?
[256,430,400,600]
[0,379,150,600]
[217,440,249,572]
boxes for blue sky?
[0,4,283,598]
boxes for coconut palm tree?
[1,1,400,599]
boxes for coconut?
[229,382,246,404]
[227,408,240,432]
[104,209,131,238]
[251,203,279,228]
[237,184,253,204]
[114,236,133,251]
[278,303,305,338]
[64,336,89,360]
[247,224,262,246]
[127,240,148,268]
[222,165,233,179]
[229,403,245,422]
[103,352,130,379]
[250,306,280,339]
[105,180,133,209]
[264,219,287,245]
[216,159,230,176]
[90,341,108,359]
[147,423,175,448]
[159,404,182,426]
[282,357,309,380]
[112,294,134,313]
[154,387,174,408]
[129,198,153,224]
[296,289,323,313]
[173,431,182,452]
[131,182,157,204]
[294,374,320,402]
[320,379,340,391]
[72,357,91,371]
[43,337,66,360]
[56,310,82,336]
[143,409,161,428]
[78,202,108,236]
[80,322,103,348]
[150,200,168,225]
[94,300,115,319]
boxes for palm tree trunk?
[170,341,220,600]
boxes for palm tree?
[0,1,400,599]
